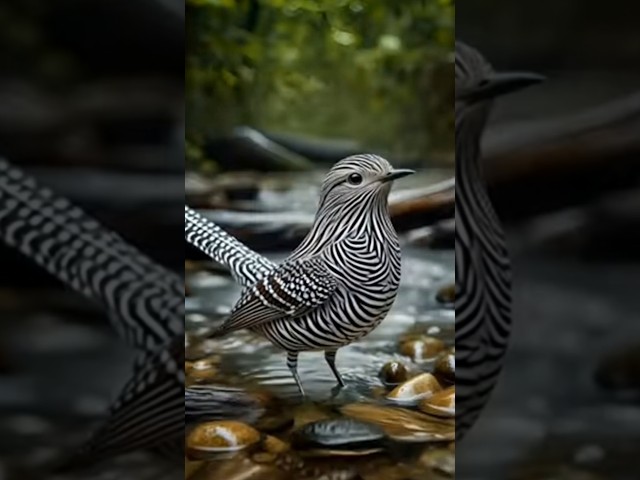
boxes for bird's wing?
[0,158,182,351]
[56,338,184,471]
[215,256,338,334]
[185,206,276,287]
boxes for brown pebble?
[186,421,261,452]
[436,284,455,304]
[399,337,445,362]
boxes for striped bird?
[0,158,184,468]
[185,154,414,395]
[455,41,544,439]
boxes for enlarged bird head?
[317,154,414,213]
[456,41,544,113]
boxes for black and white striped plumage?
[455,42,543,439]
[185,154,413,394]
[0,158,183,467]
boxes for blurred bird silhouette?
[455,41,544,439]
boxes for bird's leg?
[287,352,306,397]
[324,349,346,388]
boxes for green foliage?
[186,0,454,166]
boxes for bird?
[455,41,544,439]
[0,157,184,468]
[185,154,414,395]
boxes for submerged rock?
[399,337,446,363]
[293,418,386,456]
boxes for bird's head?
[317,154,414,216]
[456,41,544,119]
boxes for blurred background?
[184,1,457,480]
[0,0,182,478]
[458,1,640,479]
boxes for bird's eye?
[347,173,363,185]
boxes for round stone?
[379,361,411,386]
[436,284,455,304]
[399,337,446,362]
[434,349,455,383]
[387,373,442,404]
[186,421,261,453]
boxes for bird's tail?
[0,158,182,349]
[185,205,275,286]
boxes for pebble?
[186,421,261,454]
[387,373,442,404]
[434,349,455,383]
[399,337,446,362]
[379,361,411,386]
[436,284,455,304]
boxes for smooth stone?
[340,404,455,443]
[186,421,261,453]
[379,361,411,386]
[436,284,455,304]
[434,349,455,383]
[293,418,386,452]
[387,373,442,404]
[419,387,455,418]
[399,337,446,362]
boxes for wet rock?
[340,404,455,443]
[436,284,455,304]
[186,421,261,455]
[387,373,442,404]
[379,361,411,386]
[434,349,455,383]
[419,387,455,418]
[399,337,446,363]
[293,418,386,456]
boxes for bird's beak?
[461,72,545,103]
[381,169,415,183]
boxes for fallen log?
[484,91,640,223]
